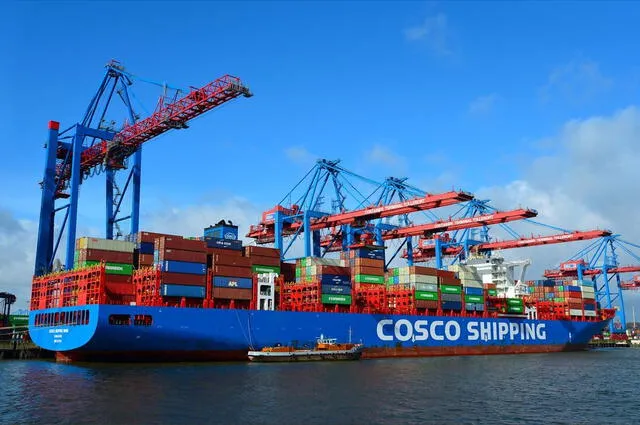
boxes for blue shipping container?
[213,276,253,289]
[584,304,596,311]
[204,237,243,251]
[161,284,206,299]
[162,260,207,275]
[321,285,352,295]
[463,287,483,295]
[204,225,239,241]
[465,304,475,311]
[319,274,351,286]
[354,248,384,260]
[567,286,581,293]
[441,301,462,310]
[474,304,485,312]
[543,281,556,287]
[137,242,155,255]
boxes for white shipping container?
[569,309,584,316]
[584,311,597,317]
[414,283,438,292]
[461,279,483,288]
[76,237,135,253]
[582,292,596,300]
[581,286,595,294]
[409,274,438,284]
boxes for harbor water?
[2,349,639,425]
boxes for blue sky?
[2,1,640,311]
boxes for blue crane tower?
[34,61,251,276]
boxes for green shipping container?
[354,274,385,284]
[295,268,301,277]
[415,291,438,301]
[440,284,462,294]
[507,298,523,306]
[465,295,484,303]
[252,265,281,274]
[488,289,497,296]
[79,260,133,275]
[508,305,524,313]
[321,294,352,305]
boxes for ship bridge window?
[108,314,131,326]
[134,315,153,326]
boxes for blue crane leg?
[106,168,114,239]
[34,121,60,275]
[65,128,84,270]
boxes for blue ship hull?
[28,305,610,362]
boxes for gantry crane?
[543,235,640,333]
[35,61,252,276]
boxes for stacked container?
[343,247,385,286]
[295,257,352,305]
[579,279,597,317]
[205,225,252,302]
[387,266,439,310]
[75,237,136,304]
[244,246,281,275]
[155,236,208,299]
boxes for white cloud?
[284,146,315,165]
[0,210,37,311]
[404,13,453,56]
[469,93,499,115]
[476,106,640,313]
[540,58,612,104]
[366,144,406,171]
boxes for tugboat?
[248,334,363,362]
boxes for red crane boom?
[382,208,538,240]
[56,75,251,192]
[544,265,640,278]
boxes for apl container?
[162,260,207,275]
[161,284,206,299]
[212,276,253,289]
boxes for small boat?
[248,334,363,362]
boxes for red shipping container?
[213,265,252,278]
[248,254,281,267]
[105,281,135,296]
[206,247,243,258]
[437,270,456,280]
[105,275,133,284]
[161,272,206,286]
[415,300,439,309]
[281,262,296,281]
[315,265,350,276]
[158,249,207,263]
[440,276,461,285]
[410,266,439,276]
[213,287,253,300]
[213,254,252,268]
[78,249,133,264]
[351,258,384,268]
[138,231,180,243]
[156,236,206,252]
[244,246,280,258]
[352,265,384,276]
[138,254,154,266]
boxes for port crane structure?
[543,235,640,333]
[35,61,252,276]
[246,160,611,276]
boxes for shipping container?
[441,301,462,310]
[243,245,280,258]
[350,248,384,260]
[213,254,252,268]
[204,222,239,240]
[354,274,385,284]
[137,242,155,255]
[213,287,252,300]
[204,236,243,251]
[415,299,439,309]
[507,298,524,306]
[251,264,281,274]
[465,295,484,303]
[76,237,135,253]
[212,276,253,289]
[161,260,207,275]
[161,284,206,299]
[441,293,462,302]
[414,283,438,292]
[104,274,133,284]
[351,258,385,268]
[321,294,352,305]
[161,272,207,286]
[319,274,351,286]
[352,265,385,276]
[463,287,484,296]
[507,305,524,313]
[440,284,462,294]
[414,291,438,301]
[157,248,207,264]
[212,265,252,278]
[321,285,352,295]
[78,261,133,275]
[77,249,134,264]
[248,254,281,267]
[157,236,207,252]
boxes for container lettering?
[377,319,547,342]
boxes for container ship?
[28,221,614,363]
